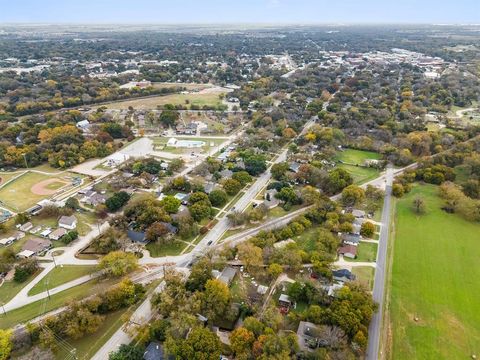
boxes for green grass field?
[345,241,378,262]
[335,149,382,184]
[28,265,97,296]
[335,148,382,165]
[0,271,39,304]
[0,277,119,329]
[100,92,225,110]
[146,240,189,257]
[352,266,375,290]
[388,184,480,359]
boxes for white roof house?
[59,215,77,230]
[17,250,35,258]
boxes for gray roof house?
[143,342,166,360]
[58,215,77,230]
[219,169,233,179]
[289,162,301,173]
[332,269,356,282]
[217,266,237,286]
[342,233,360,246]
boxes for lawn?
[100,92,225,111]
[334,149,382,184]
[31,210,96,236]
[388,184,480,359]
[0,277,119,329]
[146,240,189,257]
[338,163,381,185]
[335,148,382,165]
[28,265,97,296]
[0,271,39,304]
[345,242,378,262]
[352,266,375,290]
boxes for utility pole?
[52,252,57,268]
[22,153,28,169]
[45,279,51,300]
[0,303,6,315]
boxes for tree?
[282,127,297,139]
[243,317,265,337]
[165,326,222,360]
[232,171,252,186]
[188,201,212,222]
[301,186,321,205]
[99,251,138,277]
[108,344,143,360]
[65,197,80,210]
[146,222,170,244]
[106,191,131,212]
[159,109,179,127]
[341,185,366,206]
[271,162,290,180]
[186,257,213,292]
[325,168,353,194]
[14,258,38,282]
[237,242,263,271]
[223,178,242,196]
[15,212,29,225]
[412,196,426,214]
[160,196,181,214]
[267,263,283,279]
[208,189,228,207]
[230,327,255,358]
[392,183,405,198]
[360,222,375,238]
[276,187,299,205]
[0,329,12,360]
[202,279,231,319]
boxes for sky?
[0,0,479,24]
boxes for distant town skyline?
[2,0,479,24]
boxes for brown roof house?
[17,238,52,258]
[338,244,357,259]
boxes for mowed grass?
[352,266,375,290]
[0,271,40,304]
[101,92,225,110]
[146,240,189,257]
[153,136,226,155]
[345,241,378,262]
[28,265,97,296]
[0,277,119,329]
[335,149,382,184]
[335,148,382,165]
[389,184,480,359]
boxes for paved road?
[366,165,394,360]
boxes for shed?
[217,266,237,286]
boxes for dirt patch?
[30,178,69,195]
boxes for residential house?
[19,222,33,232]
[289,162,301,173]
[332,269,356,282]
[58,215,77,230]
[217,266,237,286]
[219,169,233,179]
[17,238,52,258]
[352,209,366,218]
[257,285,269,295]
[49,228,67,241]
[127,229,147,244]
[337,244,357,259]
[0,237,15,246]
[342,233,360,246]
[203,182,216,194]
